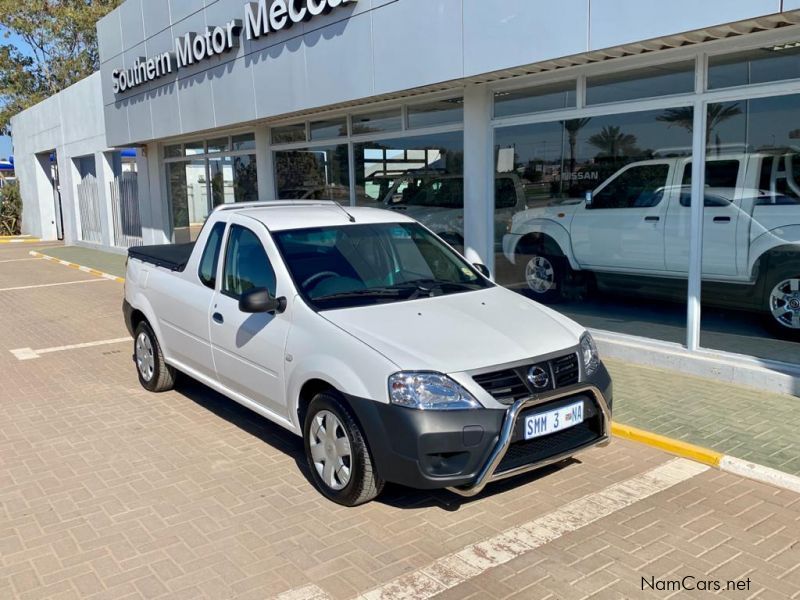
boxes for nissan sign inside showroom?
[111,0,357,94]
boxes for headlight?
[388,372,481,410]
[580,332,600,377]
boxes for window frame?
[221,224,278,301]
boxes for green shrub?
[0,182,22,236]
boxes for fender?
[127,292,171,361]
[505,218,580,270]
[286,357,389,431]
[749,226,800,276]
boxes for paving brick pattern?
[608,358,800,476]
[1,243,799,599]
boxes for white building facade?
[11,0,800,390]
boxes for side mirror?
[473,263,491,278]
[239,288,287,315]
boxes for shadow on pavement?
[171,373,577,511]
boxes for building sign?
[111,0,357,95]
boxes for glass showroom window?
[698,93,800,363]
[495,107,693,344]
[273,144,350,202]
[164,134,258,243]
[353,131,465,250]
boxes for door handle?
[644,216,660,222]
[713,216,731,223]
[212,312,224,324]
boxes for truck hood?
[320,286,583,373]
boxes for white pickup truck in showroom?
[503,152,800,337]
[123,202,612,505]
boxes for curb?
[612,422,800,495]
[0,238,42,244]
[29,251,125,283]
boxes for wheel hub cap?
[135,332,155,381]
[769,278,800,329]
[525,256,555,294]
[310,410,352,491]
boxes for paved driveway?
[1,243,799,600]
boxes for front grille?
[495,419,600,475]
[553,354,579,387]
[473,352,580,404]
[472,369,529,404]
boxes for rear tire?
[134,321,176,392]
[303,391,384,506]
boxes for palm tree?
[562,117,591,173]
[588,125,639,159]
[656,103,742,146]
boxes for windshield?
[385,175,464,209]
[273,222,492,310]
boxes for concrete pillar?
[462,84,494,272]
[256,124,275,201]
[141,142,170,244]
[97,150,115,247]
[59,152,79,245]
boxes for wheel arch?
[512,221,579,269]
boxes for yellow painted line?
[29,251,125,283]
[612,422,723,467]
[0,238,42,244]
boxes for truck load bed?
[128,243,195,272]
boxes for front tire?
[134,321,176,392]
[764,274,800,340]
[516,251,565,303]
[303,392,384,506]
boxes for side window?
[591,164,669,209]
[495,178,518,209]
[198,222,226,289]
[222,225,277,299]
[680,160,739,207]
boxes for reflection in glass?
[208,154,259,206]
[495,107,693,344]
[586,61,695,105]
[232,133,256,151]
[184,140,205,156]
[168,159,208,244]
[700,94,800,363]
[272,123,306,144]
[274,144,350,202]
[708,45,800,89]
[206,137,228,153]
[407,98,464,128]
[310,118,348,141]
[494,80,576,118]
[352,109,402,135]
[353,132,464,250]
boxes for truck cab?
[504,152,800,335]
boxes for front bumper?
[346,364,612,493]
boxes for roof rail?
[212,200,337,213]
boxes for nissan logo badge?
[527,366,550,390]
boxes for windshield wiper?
[314,287,408,301]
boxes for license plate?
[524,401,584,440]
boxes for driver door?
[210,216,291,418]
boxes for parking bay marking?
[0,257,42,264]
[0,278,108,292]
[273,458,707,600]
[11,337,131,361]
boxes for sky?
[1,27,35,160]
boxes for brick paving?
[1,242,799,599]
[609,358,800,476]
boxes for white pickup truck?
[504,152,800,336]
[123,201,612,505]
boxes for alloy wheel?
[525,255,555,294]
[769,278,800,330]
